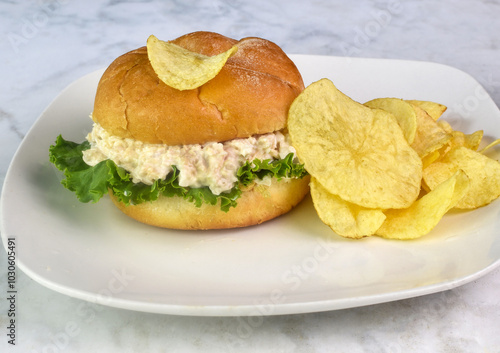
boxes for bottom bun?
[109,176,310,230]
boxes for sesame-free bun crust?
[93,31,304,145]
[110,176,310,230]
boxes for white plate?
[2,55,500,317]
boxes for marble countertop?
[1,0,500,352]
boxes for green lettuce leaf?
[49,135,307,212]
[238,152,307,186]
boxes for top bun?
[92,31,304,145]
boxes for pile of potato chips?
[288,78,500,240]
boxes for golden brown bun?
[93,31,304,145]
[110,176,310,230]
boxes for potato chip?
[410,105,451,158]
[423,125,483,169]
[288,78,422,209]
[464,130,484,150]
[437,120,453,133]
[448,130,483,151]
[376,170,469,239]
[423,146,500,209]
[146,34,238,91]
[406,100,447,121]
[437,119,483,151]
[421,150,441,169]
[450,131,466,149]
[479,138,500,154]
[310,178,386,239]
[364,98,417,144]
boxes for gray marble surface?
[1,0,500,352]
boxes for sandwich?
[49,31,309,230]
